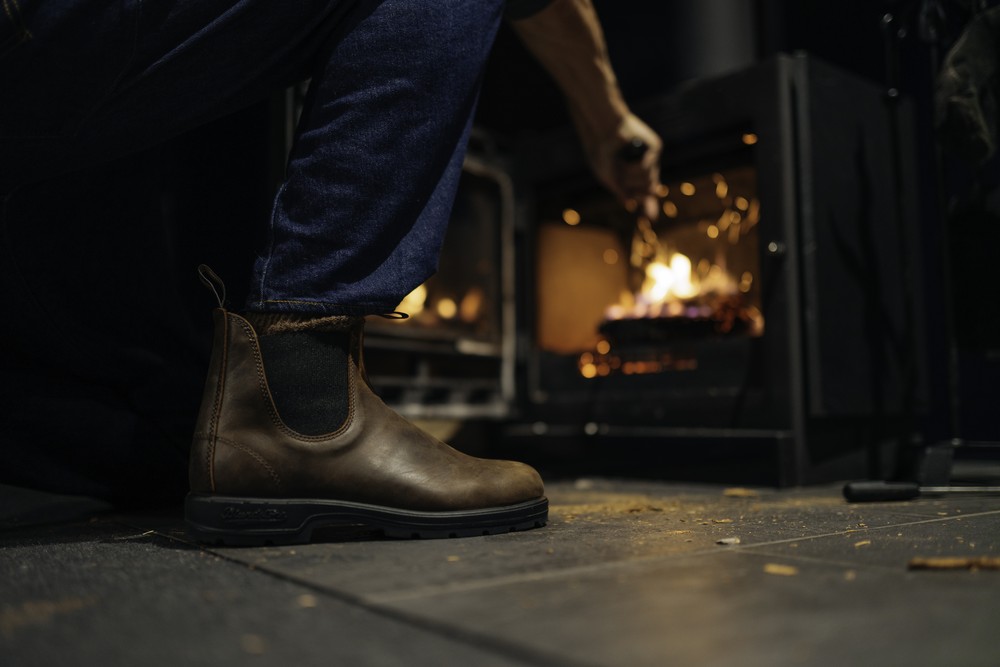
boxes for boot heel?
[185,493,314,546]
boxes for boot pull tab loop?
[197,264,227,309]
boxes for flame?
[574,167,766,381]
[605,236,760,326]
[643,253,698,302]
[616,249,731,318]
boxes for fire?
[644,253,697,302]
[533,164,765,380]
[607,249,739,321]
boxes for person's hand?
[573,110,663,219]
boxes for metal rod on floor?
[844,480,1000,502]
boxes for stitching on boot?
[208,313,230,493]
[237,317,357,442]
[213,435,283,492]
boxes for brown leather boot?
[184,273,547,544]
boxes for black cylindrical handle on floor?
[843,481,921,502]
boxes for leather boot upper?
[190,309,544,511]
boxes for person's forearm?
[510,0,628,142]
[511,0,662,213]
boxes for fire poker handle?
[617,138,648,163]
[843,481,921,502]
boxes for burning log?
[599,294,757,345]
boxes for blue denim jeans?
[0,0,505,315]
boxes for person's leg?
[3,0,501,317]
[3,0,548,541]
[249,0,504,315]
[185,0,547,544]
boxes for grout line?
[133,523,594,667]
[365,508,1000,603]
[118,507,1000,639]
[734,508,1000,551]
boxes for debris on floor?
[723,487,761,498]
[908,556,1000,571]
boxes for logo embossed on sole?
[220,506,287,523]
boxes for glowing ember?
[608,247,741,322]
[603,172,763,331]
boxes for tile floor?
[3,479,999,666]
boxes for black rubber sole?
[185,493,548,545]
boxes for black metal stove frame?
[506,54,927,486]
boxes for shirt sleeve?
[504,0,555,20]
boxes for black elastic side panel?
[257,331,350,436]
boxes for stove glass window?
[536,164,763,379]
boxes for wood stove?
[344,54,926,486]
[506,54,927,485]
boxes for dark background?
[1,0,997,503]
[474,0,999,449]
